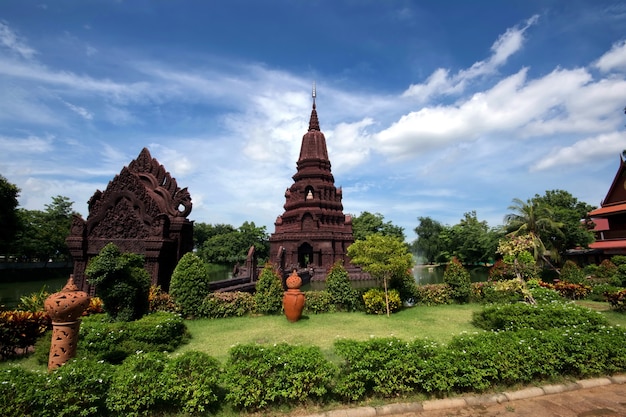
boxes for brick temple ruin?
[66,148,194,293]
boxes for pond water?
[0,277,67,310]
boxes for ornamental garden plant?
[2,247,626,416]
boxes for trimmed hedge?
[224,343,337,410]
[199,291,255,318]
[472,301,609,332]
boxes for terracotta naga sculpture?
[44,275,90,370]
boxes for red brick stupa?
[269,88,365,281]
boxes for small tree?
[85,243,151,321]
[170,252,211,318]
[325,261,361,311]
[254,263,283,315]
[443,257,471,303]
[560,260,585,284]
[495,235,537,304]
[347,234,413,316]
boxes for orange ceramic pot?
[283,270,305,322]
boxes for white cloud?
[63,100,93,120]
[531,131,626,171]
[595,40,626,72]
[0,21,37,59]
[402,15,539,102]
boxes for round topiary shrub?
[325,261,362,311]
[254,263,284,315]
[169,252,211,318]
[443,257,471,303]
[560,260,586,284]
[85,243,151,322]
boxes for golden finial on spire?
[312,81,316,107]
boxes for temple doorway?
[298,242,314,267]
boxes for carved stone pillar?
[44,275,91,371]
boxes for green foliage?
[334,337,439,400]
[163,351,222,415]
[34,312,188,365]
[254,263,284,315]
[612,256,626,287]
[472,302,609,332]
[415,284,452,305]
[350,211,405,241]
[443,258,471,303]
[596,259,618,280]
[199,291,255,318]
[348,234,413,315]
[437,211,502,265]
[147,285,179,313]
[0,175,20,256]
[481,279,526,304]
[169,252,211,318]
[224,343,337,410]
[560,260,586,284]
[362,288,402,314]
[196,221,269,264]
[17,286,51,312]
[106,351,171,416]
[589,283,622,302]
[332,318,626,400]
[85,243,150,321]
[529,285,565,304]
[325,261,362,311]
[531,190,596,259]
[39,357,115,417]
[303,290,336,314]
[0,366,46,417]
[0,310,50,358]
[412,216,445,264]
[504,197,564,263]
[13,195,76,262]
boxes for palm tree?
[504,198,564,269]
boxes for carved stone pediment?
[66,147,194,292]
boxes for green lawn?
[177,304,484,363]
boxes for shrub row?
[5,324,626,414]
[1,351,221,417]
[472,301,610,332]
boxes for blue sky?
[1,1,626,242]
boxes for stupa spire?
[308,82,320,131]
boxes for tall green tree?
[532,190,595,258]
[504,197,564,267]
[13,195,76,261]
[447,211,501,265]
[412,216,444,264]
[347,234,413,316]
[0,175,20,258]
[197,221,269,265]
[434,212,502,265]
[350,211,405,242]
